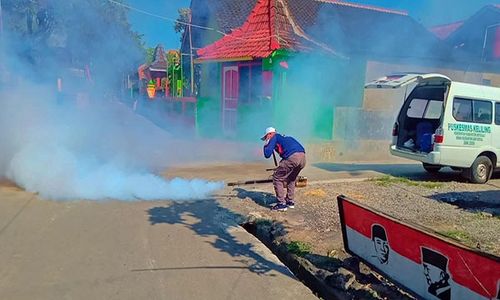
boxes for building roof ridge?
[198,0,333,61]
[314,0,408,16]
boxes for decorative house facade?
[136,45,197,130]
[138,49,165,97]
[195,0,326,138]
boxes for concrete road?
[0,182,316,300]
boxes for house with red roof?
[430,4,500,77]
[430,21,465,40]
[184,0,494,141]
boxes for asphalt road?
[0,182,316,300]
[1,160,498,300]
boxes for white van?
[366,73,500,183]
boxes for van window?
[407,98,442,119]
[407,99,427,118]
[496,103,500,125]
[453,98,492,124]
[474,101,492,124]
[453,98,472,122]
[424,100,443,119]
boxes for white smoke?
[0,85,223,201]
[7,143,224,201]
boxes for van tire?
[422,163,441,173]
[469,156,493,184]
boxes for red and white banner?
[337,195,500,300]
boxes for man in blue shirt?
[262,127,306,211]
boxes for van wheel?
[469,156,493,184]
[423,163,441,173]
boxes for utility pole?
[0,0,4,37]
[0,0,5,85]
[188,8,194,96]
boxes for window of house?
[453,98,492,124]
[495,102,500,125]
[239,63,263,104]
[250,64,262,102]
[239,66,250,103]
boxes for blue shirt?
[264,133,305,159]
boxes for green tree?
[2,0,45,35]
[2,0,146,87]
[174,8,190,42]
[145,47,155,64]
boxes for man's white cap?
[261,127,276,140]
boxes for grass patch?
[440,230,475,245]
[370,175,443,189]
[473,211,495,219]
[419,182,444,189]
[286,241,312,257]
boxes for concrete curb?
[243,222,349,300]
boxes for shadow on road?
[313,162,445,178]
[146,199,292,278]
[429,190,500,216]
[233,188,276,208]
[312,163,500,182]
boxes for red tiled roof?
[430,21,464,40]
[196,0,449,61]
[316,0,408,16]
[197,0,320,61]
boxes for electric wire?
[107,0,222,33]
[106,0,310,45]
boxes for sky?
[127,0,190,49]
[127,0,499,49]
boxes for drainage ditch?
[242,221,345,300]
[242,221,413,300]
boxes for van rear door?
[365,73,451,89]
